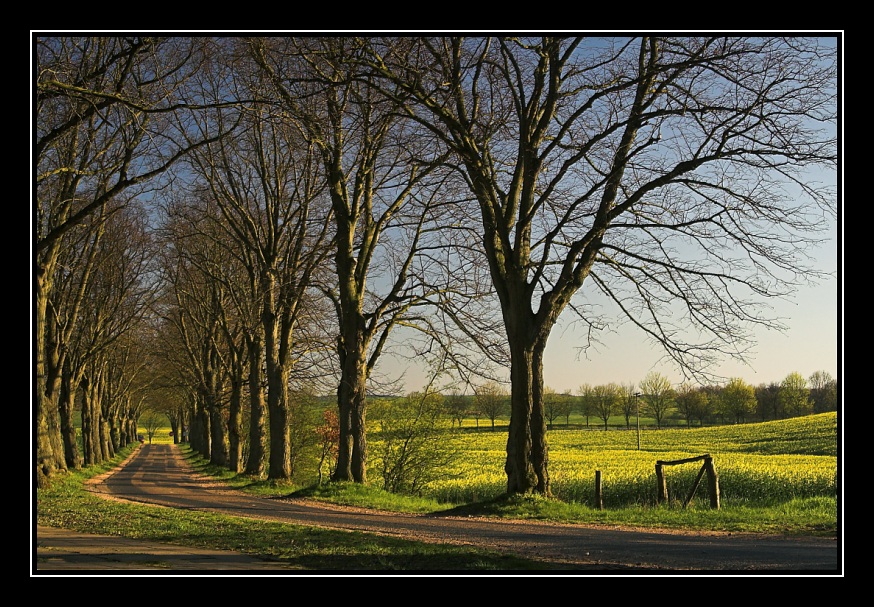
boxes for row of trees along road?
[35,36,838,497]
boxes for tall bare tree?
[185,75,333,480]
[358,36,837,495]
[809,371,838,413]
[159,200,233,466]
[246,37,453,483]
[639,371,676,429]
[592,383,620,431]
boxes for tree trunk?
[335,324,368,484]
[505,337,537,495]
[82,372,104,465]
[266,361,291,480]
[244,335,267,476]
[350,378,367,484]
[530,346,550,495]
[503,308,551,496]
[228,373,243,473]
[206,389,229,467]
[80,378,94,465]
[191,396,210,458]
[58,366,81,469]
[333,339,353,482]
[35,275,67,485]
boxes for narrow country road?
[83,444,839,573]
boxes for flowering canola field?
[407,412,838,508]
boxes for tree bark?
[244,334,267,476]
[58,363,81,469]
[35,274,67,485]
[206,388,229,467]
[266,362,291,480]
[228,373,243,473]
[333,312,369,484]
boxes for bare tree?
[185,82,333,480]
[473,381,508,431]
[158,202,232,466]
[639,371,675,429]
[577,383,596,429]
[809,371,838,413]
[559,390,575,427]
[358,36,836,495]
[617,383,638,429]
[592,383,620,431]
[246,37,452,484]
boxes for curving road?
[86,444,840,573]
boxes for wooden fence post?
[705,457,720,510]
[595,470,603,510]
[656,463,666,504]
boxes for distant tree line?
[442,370,838,431]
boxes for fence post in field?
[705,457,720,510]
[656,463,666,504]
[595,470,603,510]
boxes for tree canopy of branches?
[353,35,837,495]
[245,37,453,484]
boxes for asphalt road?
[38,443,841,574]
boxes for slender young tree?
[618,383,638,429]
[639,371,676,429]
